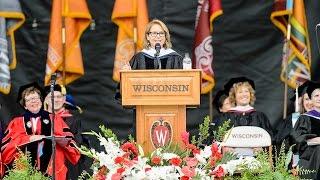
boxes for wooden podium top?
[120,69,201,106]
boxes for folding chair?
[222,126,273,164]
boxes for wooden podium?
[120,69,201,152]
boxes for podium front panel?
[120,69,201,106]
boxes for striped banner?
[271,0,311,88]
[0,0,25,94]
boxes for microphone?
[155,43,161,69]
[155,43,161,56]
[50,73,57,83]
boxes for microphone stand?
[155,55,161,69]
[50,79,56,180]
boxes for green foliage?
[128,134,135,143]
[190,135,197,145]
[230,144,299,180]
[213,119,231,142]
[99,125,118,142]
[217,151,237,165]
[3,151,49,180]
[196,116,211,146]
[77,170,93,180]
[163,143,190,158]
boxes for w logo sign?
[150,118,172,148]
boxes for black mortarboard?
[17,82,44,106]
[44,84,67,95]
[290,81,310,101]
[213,89,228,112]
[224,76,255,94]
[307,81,320,98]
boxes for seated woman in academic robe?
[274,80,312,167]
[206,89,232,144]
[0,82,80,180]
[291,81,320,179]
[220,77,273,155]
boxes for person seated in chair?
[291,81,320,179]
[220,77,273,155]
[44,84,87,180]
[275,80,312,168]
[206,89,232,144]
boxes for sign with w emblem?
[150,118,172,149]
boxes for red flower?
[181,176,190,180]
[181,132,190,145]
[95,166,107,180]
[114,156,124,164]
[192,148,200,155]
[214,151,222,161]
[123,158,135,167]
[184,157,198,167]
[111,173,122,180]
[121,142,139,159]
[145,167,152,172]
[212,166,225,177]
[209,158,216,167]
[181,166,196,177]
[117,167,125,174]
[211,143,219,155]
[95,174,107,180]
[169,157,182,166]
[151,156,162,165]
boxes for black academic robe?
[130,51,183,70]
[114,50,183,102]
[291,111,320,179]
[221,110,274,140]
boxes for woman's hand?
[121,62,131,70]
[307,137,320,145]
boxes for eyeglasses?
[25,96,40,102]
[148,31,165,37]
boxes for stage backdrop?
[1,0,320,143]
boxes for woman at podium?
[116,19,184,139]
[128,19,183,70]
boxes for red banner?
[192,0,222,94]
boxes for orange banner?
[45,0,91,85]
[111,0,149,82]
[192,0,222,94]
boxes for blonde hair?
[229,82,256,106]
[143,19,172,49]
